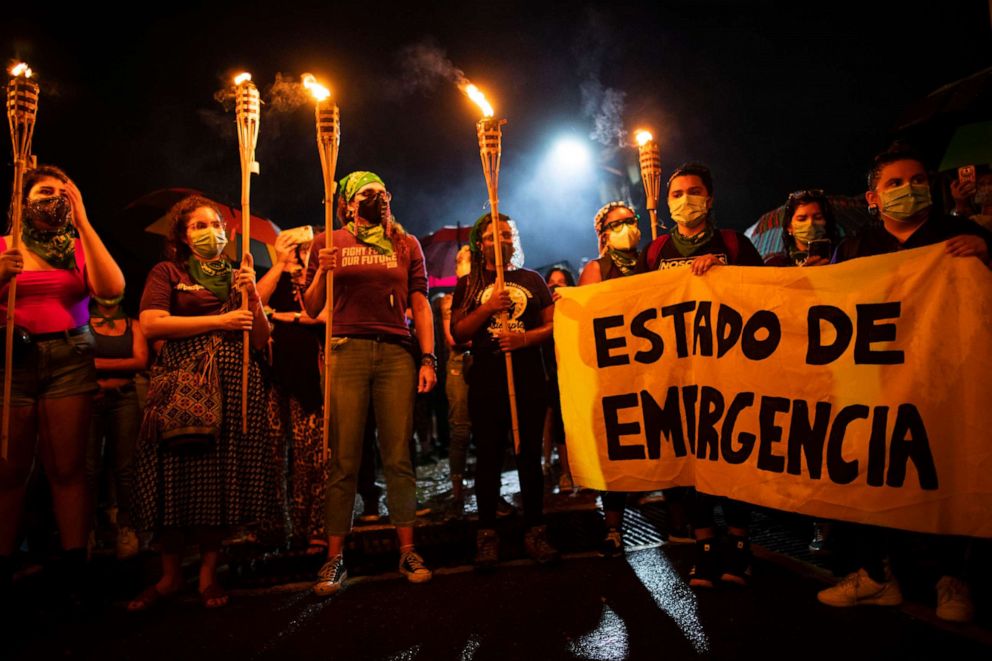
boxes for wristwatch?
[421,352,438,369]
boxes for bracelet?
[293,312,302,324]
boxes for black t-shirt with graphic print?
[452,267,553,397]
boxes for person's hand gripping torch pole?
[465,83,521,453]
[303,74,340,463]
[2,63,39,460]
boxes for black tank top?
[93,318,135,379]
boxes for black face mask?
[356,193,388,224]
[24,195,72,231]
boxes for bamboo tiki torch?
[302,74,339,462]
[636,130,661,240]
[2,63,39,460]
[234,72,260,434]
[465,84,521,453]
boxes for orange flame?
[9,62,33,79]
[461,83,494,118]
[635,130,653,147]
[234,72,252,86]
[302,73,331,102]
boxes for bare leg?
[38,395,92,551]
[0,406,38,555]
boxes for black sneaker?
[313,554,347,596]
[475,529,500,571]
[720,535,752,586]
[524,525,560,565]
[599,527,624,558]
[356,496,381,524]
[415,502,432,517]
[688,539,719,589]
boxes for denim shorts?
[1,326,98,407]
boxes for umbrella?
[745,195,875,260]
[420,224,472,290]
[134,188,281,269]
[938,120,992,172]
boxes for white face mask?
[669,194,710,228]
[607,224,641,251]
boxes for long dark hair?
[164,195,226,266]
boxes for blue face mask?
[880,183,931,222]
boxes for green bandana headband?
[338,171,385,203]
[468,212,512,255]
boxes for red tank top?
[0,236,90,334]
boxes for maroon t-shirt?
[140,261,229,316]
[306,229,428,337]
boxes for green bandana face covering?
[669,195,710,228]
[880,183,931,222]
[189,227,228,260]
[345,221,394,256]
[790,221,826,245]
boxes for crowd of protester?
[0,143,988,624]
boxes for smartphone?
[281,225,314,245]
[959,165,977,187]
[807,239,832,260]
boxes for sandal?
[200,583,229,609]
[128,584,177,612]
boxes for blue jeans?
[87,385,140,526]
[324,337,417,535]
[445,350,471,477]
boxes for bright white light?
[549,137,592,175]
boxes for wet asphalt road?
[9,544,988,661]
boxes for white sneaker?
[817,568,903,607]
[936,576,974,623]
[116,526,140,560]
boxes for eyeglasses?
[603,216,638,232]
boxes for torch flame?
[302,73,331,102]
[234,72,252,85]
[461,83,494,118]
[9,62,33,79]
[635,130,653,147]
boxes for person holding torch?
[0,165,124,595]
[451,212,559,570]
[303,171,436,596]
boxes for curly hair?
[5,164,72,233]
[163,195,226,265]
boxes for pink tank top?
[0,236,90,334]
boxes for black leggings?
[690,490,750,532]
[470,387,547,529]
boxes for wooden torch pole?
[3,65,39,460]
[476,116,521,453]
[234,74,260,434]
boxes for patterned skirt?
[133,331,284,531]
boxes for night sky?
[3,1,990,297]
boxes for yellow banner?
[554,243,992,537]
